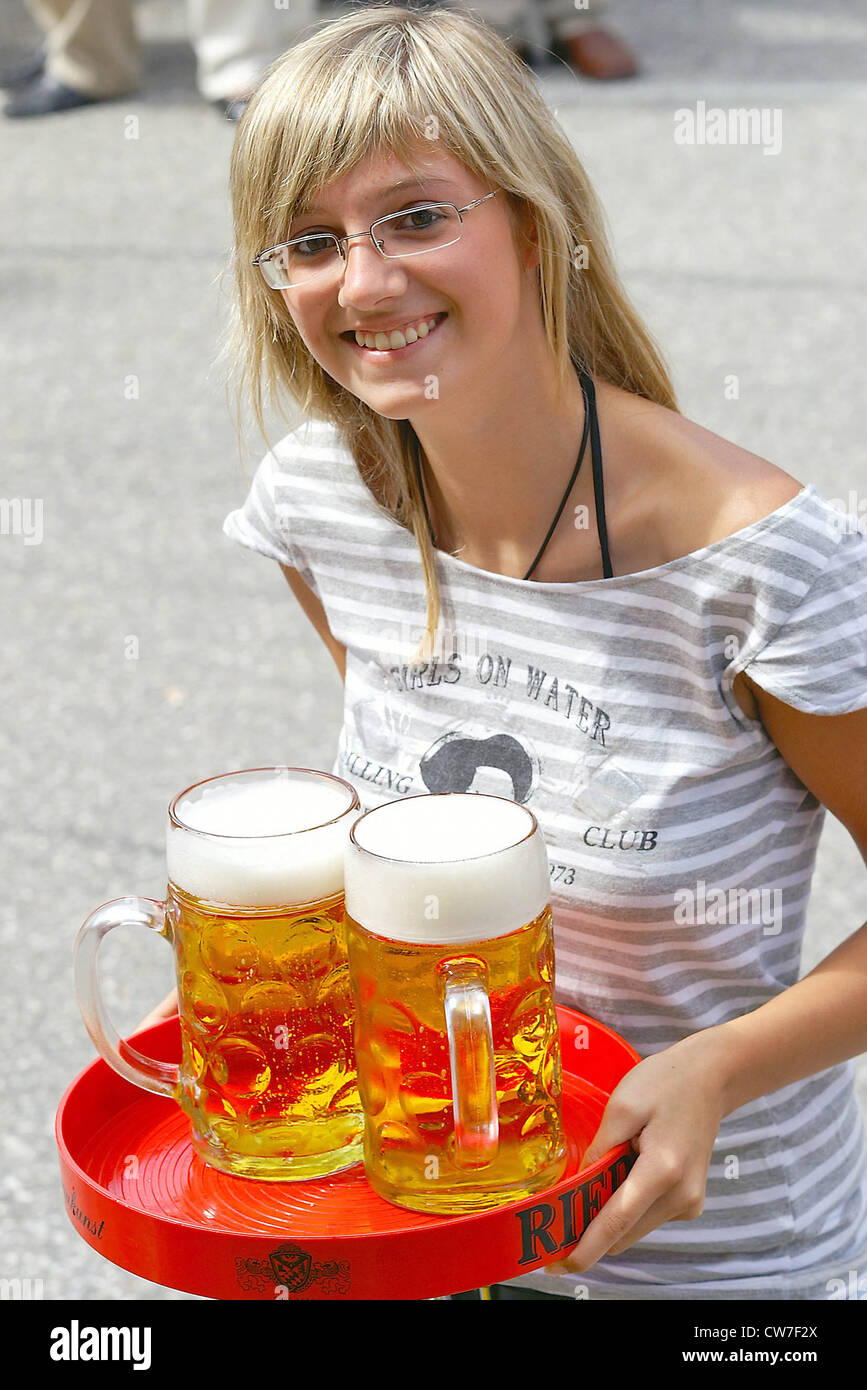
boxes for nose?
[337,234,408,307]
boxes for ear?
[514,199,541,272]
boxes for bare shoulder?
[596,383,805,722]
[598,382,804,558]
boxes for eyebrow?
[302,177,458,217]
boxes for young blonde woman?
[146,5,867,1300]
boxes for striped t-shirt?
[224,414,867,1300]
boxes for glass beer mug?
[74,768,364,1180]
[344,793,567,1214]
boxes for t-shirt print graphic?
[347,653,656,852]
[419,729,538,800]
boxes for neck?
[409,338,589,577]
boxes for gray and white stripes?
[224,416,867,1298]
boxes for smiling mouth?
[341,312,447,354]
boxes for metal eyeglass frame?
[252,191,498,288]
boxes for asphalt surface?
[2,0,866,1302]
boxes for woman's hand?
[548,1027,731,1275]
[133,987,179,1033]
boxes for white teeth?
[353,315,440,351]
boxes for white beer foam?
[345,794,550,945]
[167,770,356,907]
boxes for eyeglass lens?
[258,204,462,289]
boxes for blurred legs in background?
[4,0,357,118]
[188,0,332,107]
[460,0,639,76]
[7,0,141,113]
[3,1,639,118]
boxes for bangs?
[239,7,533,250]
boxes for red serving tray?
[56,1007,639,1301]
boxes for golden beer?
[170,883,361,1181]
[347,904,565,1213]
[344,793,567,1213]
[75,768,364,1181]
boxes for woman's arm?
[552,682,867,1273]
[713,679,867,1105]
[280,564,347,683]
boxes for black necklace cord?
[580,367,614,580]
[522,371,591,580]
[412,362,608,580]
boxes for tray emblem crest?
[236,1241,351,1296]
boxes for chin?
[344,381,441,422]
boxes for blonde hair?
[227,3,677,663]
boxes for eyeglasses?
[253,191,498,290]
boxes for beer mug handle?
[74,897,180,1098]
[440,959,499,1168]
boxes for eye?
[393,205,447,231]
[291,234,337,259]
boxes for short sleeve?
[222,438,322,601]
[738,523,867,714]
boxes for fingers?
[546,1038,723,1277]
[580,1092,647,1172]
[133,986,179,1033]
[548,1148,707,1275]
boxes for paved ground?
[2,0,866,1301]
